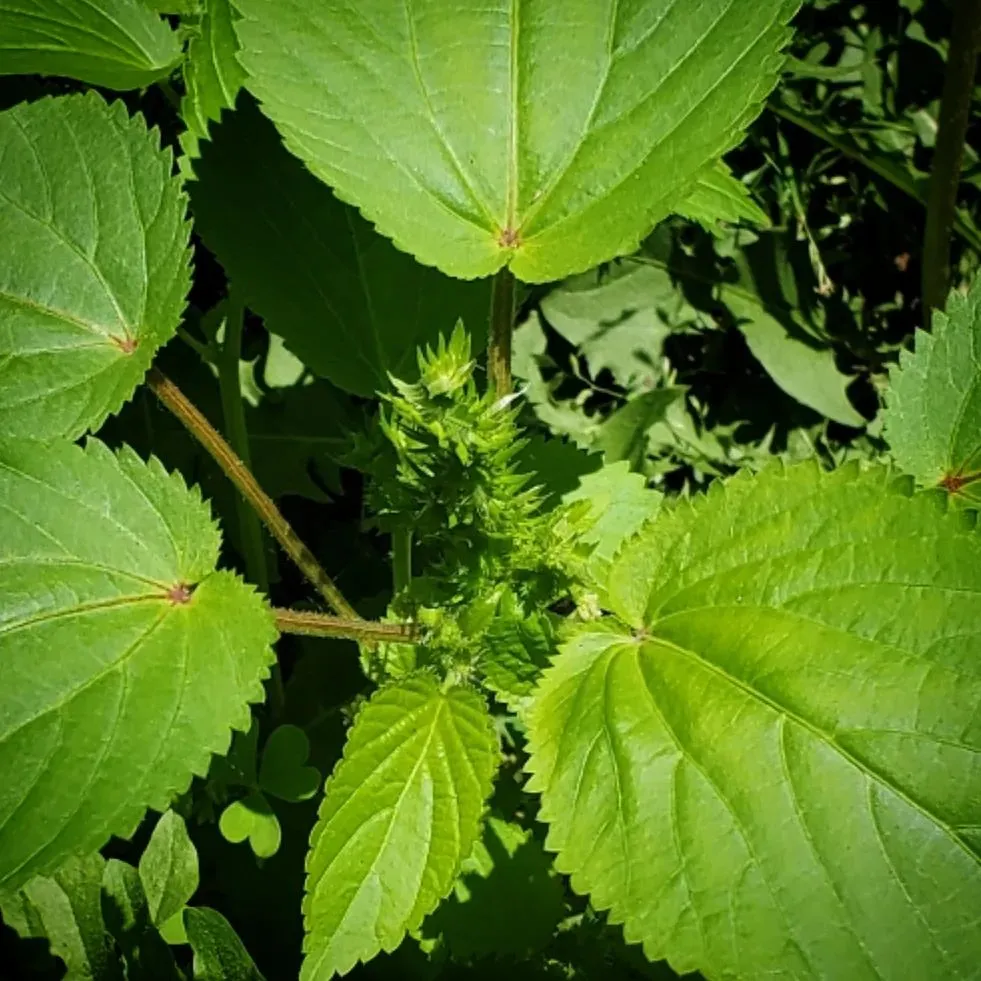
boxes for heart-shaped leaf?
[218,793,281,859]
[258,725,320,803]
[235,0,800,282]
[0,93,191,440]
[0,439,276,893]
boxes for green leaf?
[0,93,192,440]
[563,461,662,598]
[884,279,981,503]
[218,793,281,859]
[303,673,498,980]
[0,0,182,89]
[594,388,685,469]
[676,160,770,228]
[179,0,246,172]
[188,96,490,397]
[259,725,321,803]
[184,907,266,981]
[235,0,800,282]
[541,264,678,389]
[0,854,119,981]
[479,611,555,714]
[0,439,276,893]
[421,815,565,960]
[101,859,181,980]
[138,811,199,928]
[527,463,981,979]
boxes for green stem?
[488,267,517,395]
[923,0,981,315]
[217,298,269,594]
[392,526,412,594]
[146,368,361,620]
[274,609,417,644]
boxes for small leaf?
[302,673,498,980]
[528,463,981,979]
[259,725,321,803]
[421,815,565,960]
[101,859,181,980]
[184,907,266,981]
[235,0,800,281]
[884,278,981,503]
[179,0,246,171]
[0,93,192,440]
[479,611,555,713]
[138,811,199,929]
[0,0,182,89]
[188,96,490,397]
[0,854,119,981]
[0,439,277,892]
[219,793,281,859]
[594,389,685,469]
[676,160,770,228]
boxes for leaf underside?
[302,673,498,980]
[527,462,981,980]
[884,277,981,503]
[0,440,276,893]
[0,93,192,440]
[235,0,800,282]
[0,0,182,89]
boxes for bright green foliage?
[0,0,182,89]
[563,461,661,600]
[302,673,498,980]
[184,907,266,981]
[258,725,321,803]
[422,815,565,961]
[188,98,490,397]
[219,793,281,859]
[478,607,556,714]
[0,93,192,440]
[527,463,981,979]
[884,278,981,503]
[676,160,771,228]
[0,439,276,892]
[179,0,246,170]
[0,854,118,981]
[138,811,199,932]
[235,0,800,282]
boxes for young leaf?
[259,725,321,803]
[884,278,981,503]
[303,673,498,980]
[184,907,266,981]
[0,93,192,440]
[594,388,685,469]
[479,611,555,714]
[218,793,281,859]
[0,439,276,893]
[179,0,246,171]
[138,811,199,929]
[189,97,490,396]
[0,854,119,981]
[235,0,800,281]
[0,0,182,89]
[421,815,565,960]
[527,463,981,979]
[675,160,770,228]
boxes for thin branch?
[146,368,360,620]
[488,267,517,395]
[923,0,981,314]
[274,609,417,644]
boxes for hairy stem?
[923,0,981,315]
[216,298,269,594]
[146,368,360,620]
[274,609,417,644]
[488,267,517,395]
